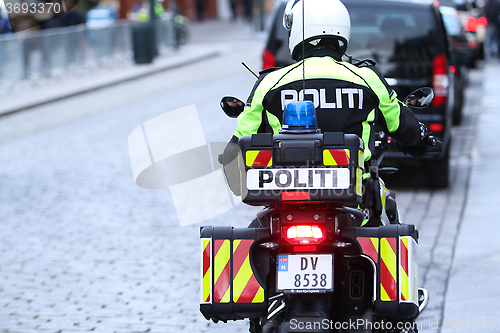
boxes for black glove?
[407,123,432,156]
[407,145,427,157]
[219,142,243,196]
[218,142,239,166]
[419,122,429,141]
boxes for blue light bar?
[281,101,318,133]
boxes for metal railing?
[0,18,175,87]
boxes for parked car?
[437,0,486,66]
[440,5,473,125]
[262,0,291,69]
[261,0,454,187]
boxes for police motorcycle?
[199,88,439,333]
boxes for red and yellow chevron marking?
[411,239,418,304]
[246,150,272,167]
[232,239,264,303]
[323,149,350,166]
[400,237,409,301]
[213,239,231,303]
[356,150,364,196]
[356,168,363,196]
[357,237,379,263]
[380,237,398,301]
[201,238,211,303]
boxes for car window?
[438,0,459,6]
[436,0,472,11]
[346,6,433,56]
[440,9,462,35]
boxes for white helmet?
[283,0,351,60]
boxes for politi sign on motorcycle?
[246,168,351,190]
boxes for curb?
[0,49,220,117]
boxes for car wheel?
[425,143,450,188]
[467,57,477,68]
[478,43,485,60]
[452,92,463,125]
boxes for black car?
[440,5,473,125]
[262,0,454,188]
[437,0,486,66]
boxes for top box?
[238,132,365,206]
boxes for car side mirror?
[220,96,245,118]
[404,87,434,109]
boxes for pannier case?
[200,226,271,322]
[342,224,420,320]
[238,132,364,206]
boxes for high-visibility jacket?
[232,48,421,161]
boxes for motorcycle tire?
[452,89,464,125]
[274,297,331,333]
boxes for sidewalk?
[443,61,500,329]
[0,19,266,117]
[0,45,219,116]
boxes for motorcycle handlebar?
[374,132,443,157]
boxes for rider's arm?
[233,70,283,139]
[385,100,422,147]
[365,68,421,146]
[233,77,267,139]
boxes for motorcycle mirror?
[404,87,434,109]
[220,96,245,118]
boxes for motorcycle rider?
[211,3,432,328]
[222,0,428,226]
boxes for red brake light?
[294,245,317,252]
[281,192,310,201]
[465,16,478,32]
[433,53,447,74]
[478,16,487,28]
[285,225,325,245]
[429,123,444,132]
[432,53,448,107]
[262,49,276,69]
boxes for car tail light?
[285,225,325,245]
[429,123,444,132]
[465,16,478,32]
[262,49,276,69]
[478,16,487,28]
[468,39,478,49]
[432,53,448,107]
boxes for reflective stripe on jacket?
[233,54,420,160]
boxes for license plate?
[276,254,333,293]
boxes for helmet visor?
[283,0,299,31]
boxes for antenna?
[301,0,305,92]
[241,62,259,79]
